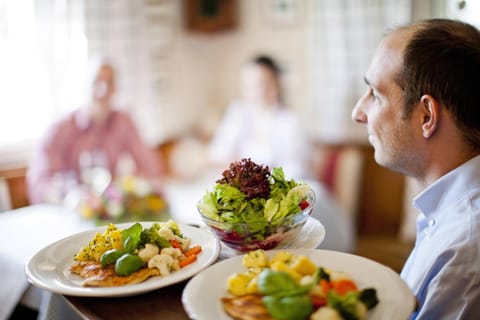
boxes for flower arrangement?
[79,175,170,225]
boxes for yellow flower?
[80,204,95,219]
[147,195,166,211]
[120,175,136,193]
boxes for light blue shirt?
[401,155,480,319]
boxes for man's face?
[352,32,423,176]
[92,65,115,105]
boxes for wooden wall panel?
[0,167,29,209]
[357,147,406,235]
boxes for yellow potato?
[270,250,294,265]
[227,272,253,296]
[291,255,318,276]
[243,249,269,268]
[245,277,259,294]
[269,261,302,282]
[74,224,122,261]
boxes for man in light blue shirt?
[352,19,480,319]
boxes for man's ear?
[419,94,439,139]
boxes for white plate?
[218,217,325,259]
[182,249,416,320]
[281,216,325,249]
[25,222,220,297]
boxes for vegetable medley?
[224,249,379,320]
[73,220,202,278]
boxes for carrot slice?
[179,254,197,268]
[169,239,183,252]
[331,279,358,296]
[319,279,331,295]
[185,245,202,257]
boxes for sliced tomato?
[331,279,358,296]
[299,199,310,210]
[310,294,327,308]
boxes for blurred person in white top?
[208,55,354,252]
[208,55,309,180]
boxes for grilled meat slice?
[69,260,160,287]
[221,295,273,320]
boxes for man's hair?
[396,19,480,149]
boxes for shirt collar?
[413,155,480,218]
[73,107,114,131]
[74,109,90,131]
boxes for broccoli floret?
[140,223,171,248]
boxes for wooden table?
[65,281,190,319]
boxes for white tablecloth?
[0,204,92,320]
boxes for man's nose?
[351,95,368,124]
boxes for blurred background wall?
[0,0,450,155]
[1,0,472,161]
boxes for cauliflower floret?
[299,274,314,287]
[355,302,368,319]
[329,270,353,282]
[310,306,342,320]
[161,247,183,259]
[148,254,175,276]
[160,219,181,236]
[138,243,160,262]
[158,227,175,240]
[171,259,180,271]
[160,247,183,271]
[174,235,191,252]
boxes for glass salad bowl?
[198,189,315,252]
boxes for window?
[0,0,87,167]
[447,0,480,27]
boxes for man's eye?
[370,89,378,100]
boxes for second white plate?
[182,248,416,320]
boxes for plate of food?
[182,248,416,320]
[25,220,220,297]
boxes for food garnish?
[69,220,202,287]
[217,158,272,199]
[221,249,379,320]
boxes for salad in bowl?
[197,158,315,252]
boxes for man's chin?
[373,150,390,169]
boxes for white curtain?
[0,0,86,167]
[309,0,412,143]
[34,0,88,115]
